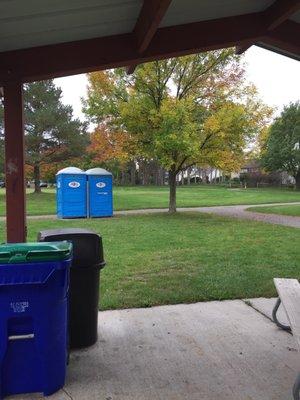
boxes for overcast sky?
[54,46,300,121]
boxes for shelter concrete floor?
[10,300,299,400]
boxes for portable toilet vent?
[86,168,113,218]
[56,167,87,218]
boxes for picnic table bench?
[273,278,300,400]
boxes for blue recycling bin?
[56,167,87,219]
[0,242,72,399]
[86,168,113,218]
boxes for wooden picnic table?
[273,278,300,400]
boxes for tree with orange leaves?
[88,124,136,183]
[89,124,131,164]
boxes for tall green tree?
[84,51,272,212]
[0,81,88,193]
[262,102,300,190]
[25,80,88,193]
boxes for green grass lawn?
[248,204,300,217]
[1,212,298,310]
[0,186,300,216]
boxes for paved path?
[1,202,300,228]
[116,201,300,228]
[188,202,300,229]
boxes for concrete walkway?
[115,202,300,228]
[246,297,289,326]
[189,202,300,229]
[5,201,299,228]
[10,299,298,400]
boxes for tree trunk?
[121,170,126,186]
[155,166,165,186]
[155,167,159,186]
[130,161,136,185]
[168,167,177,213]
[295,171,300,190]
[143,162,150,185]
[159,167,165,186]
[187,168,191,185]
[34,164,41,194]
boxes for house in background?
[176,159,296,188]
[240,159,261,174]
[238,159,295,187]
[178,167,223,184]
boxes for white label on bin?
[68,181,80,188]
[10,301,29,313]
[96,182,106,188]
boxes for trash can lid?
[86,168,112,176]
[38,229,104,267]
[56,167,85,175]
[0,241,72,264]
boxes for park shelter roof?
[0,0,299,85]
[0,0,299,243]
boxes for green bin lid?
[0,241,72,264]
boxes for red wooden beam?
[235,0,300,54]
[0,12,267,84]
[127,0,172,74]
[3,81,27,243]
[235,42,253,55]
[262,20,300,59]
[126,64,137,75]
[135,0,173,54]
[264,0,300,31]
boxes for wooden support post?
[3,81,27,243]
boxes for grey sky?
[55,46,300,121]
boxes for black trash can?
[37,228,105,349]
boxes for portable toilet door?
[56,167,87,218]
[86,168,113,217]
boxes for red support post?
[3,81,27,243]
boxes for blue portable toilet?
[56,167,87,219]
[86,168,113,218]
